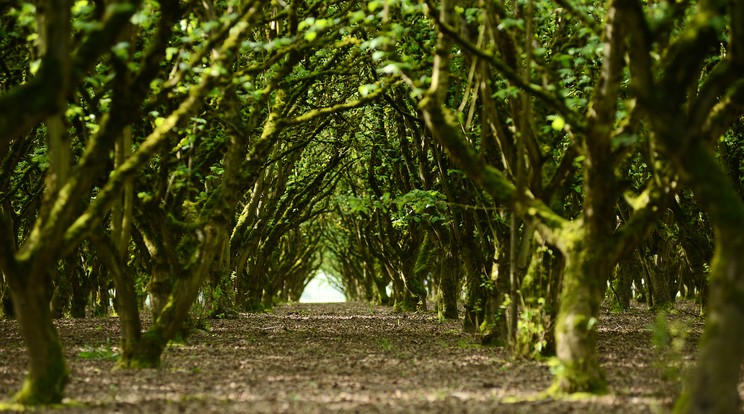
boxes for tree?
[416,0,667,393]
[0,0,161,403]
[617,0,744,411]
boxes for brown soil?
[0,301,729,413]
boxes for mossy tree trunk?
[0,0,73,403]
[656,136,744,414]
[644,214,679,309]
[462,235,491,332]
[373,265,392,306]
[69,247,89,318]
[548,0,661,393]
[542,248,564,355]
[5,265,69,404]
[551,234,609,393]
[89,229,142,367]
[476,219,514,345]
[609,253,636,311]
[673,222,744,414]
[411,233,432,312]
[518,241,562,357]
[121,89,251,365]
[437,248,460,319]
[397,257,424,312]
[51,258,70,318]
[670,196,712,306]
[430,223,460,319]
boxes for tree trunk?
[69,249,88,318]
[552,240,607,394]
[409,234,431,312]
[437,249,459,319]
[610,254,635,311]
[670,145,744,414]
[8,268,69,404]
[480,250,509,345]
[2,288,14,319]
[674,230,744,414]
[89,231,143,368]
[671,197,712,307]
[387,263,409,312]
[373,268,391,306]
[148,261,173,321]
[128,224,227,367]
[51,259,69,318]
[93,264,111,317]
[462,250,488,333]
[542,249,564,356]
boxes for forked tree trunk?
[148,260,174,321]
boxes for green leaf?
[298,17,314,31]
[304,31,317,42]
[165,47,178,61]
[380,63,401,75]
[358,84,377,96]
[111,42,130,60]
[29,59,41,76]
[72,0,87,11]
[497,18,524,31]
[550,116,565,131]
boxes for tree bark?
[551,237,608,393]
[7,266,69,404]
[89,230,142,367]
[670,143,744,414]
[437,249,459,319]
[674,229,744,414]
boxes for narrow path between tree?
[0,302,708,413]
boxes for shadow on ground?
[0,302,718,413]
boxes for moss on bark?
[10,274,70,405]
[13,343,69,405]
[550,238,608,394]
[116,329,166,369]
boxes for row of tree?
[0,1,742,413]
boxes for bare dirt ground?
[0,301,733,413]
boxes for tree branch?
[608,184,668,263]
[0,0,142,153]
[282,80,398,126]
[658,0,726,108]
[426,4,583,132]
[622,0,655,103]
